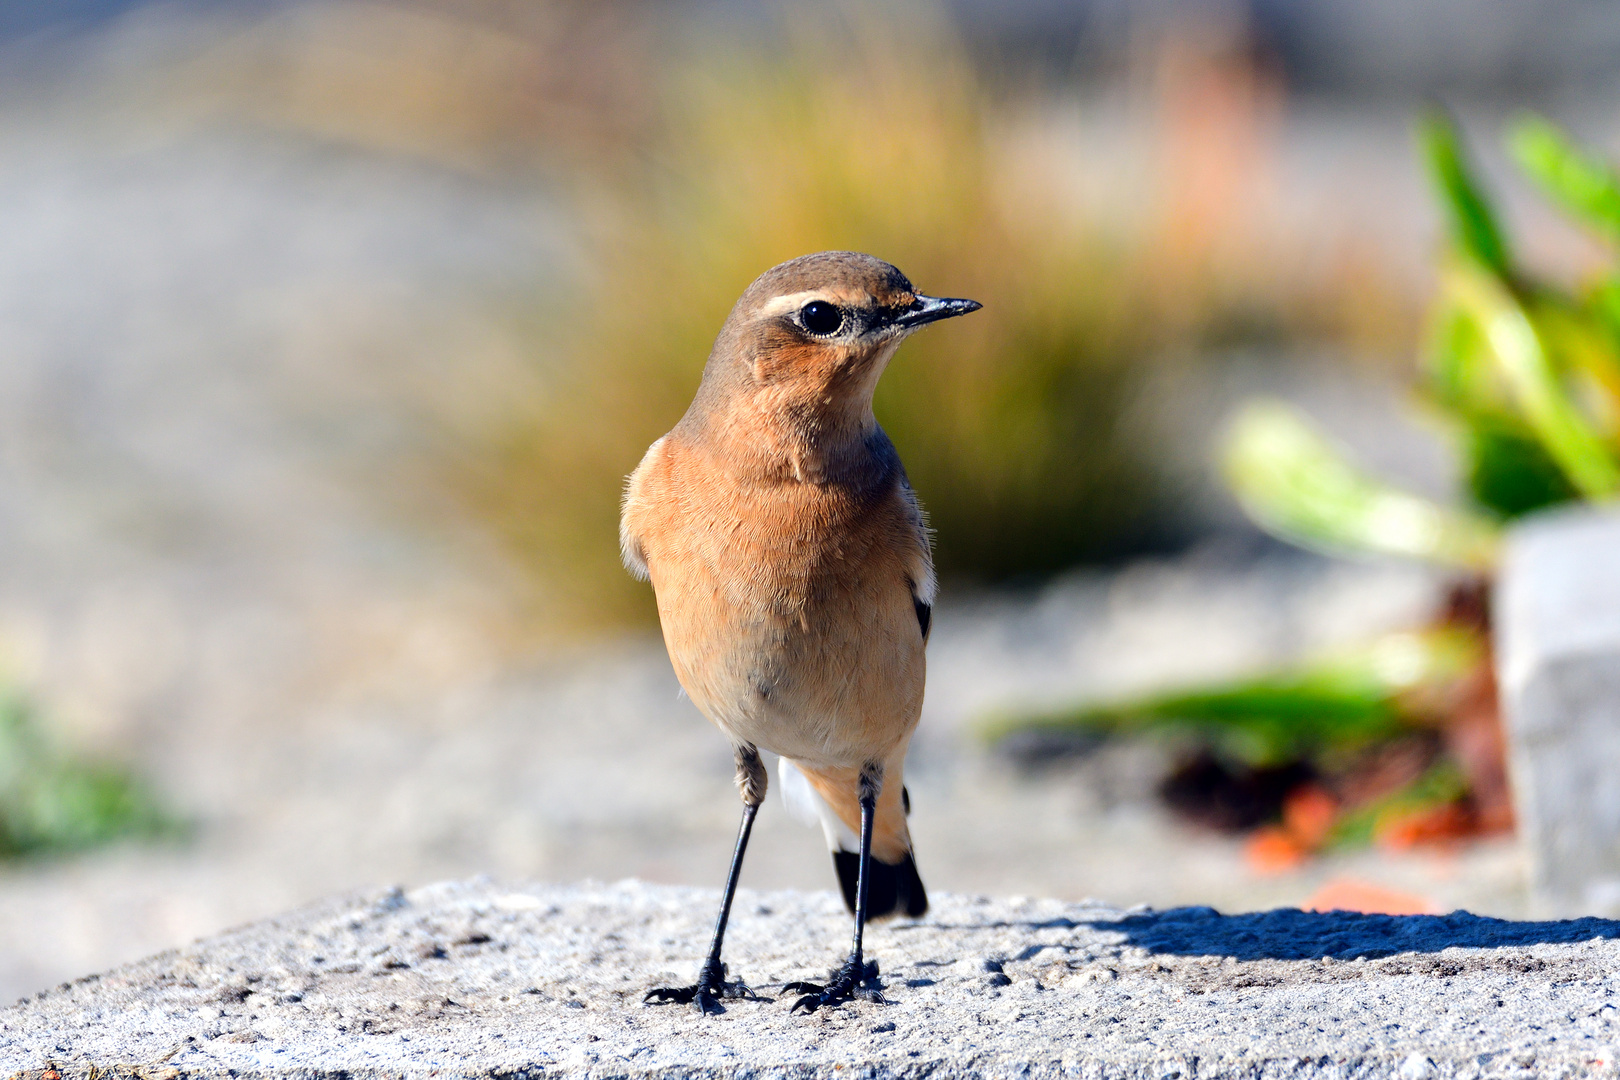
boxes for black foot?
[785,957,885,1014]
[645,960,769,1015]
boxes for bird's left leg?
[645,744,771,1014]
[787,764,887,1013]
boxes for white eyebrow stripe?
[757,290,834,318]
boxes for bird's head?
[685,251,981,460]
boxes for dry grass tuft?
[444,10,1410,629]
[116,2,1412,632]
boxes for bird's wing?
[618,436,667,580]
[897,475,936,641]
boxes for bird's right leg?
[786,764,887,1013]
[645,744,771,1014]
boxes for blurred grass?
[436,7,1411,628]
[0,690,176,859]
[84,1,1416,631]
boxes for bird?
[620,251,981,1014]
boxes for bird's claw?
[786,957,885,1013]
[644,961,769,1014]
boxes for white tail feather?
[778,756,858,853]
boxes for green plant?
[1224,113,1620,566]
[0,690,177,858]
[987,110,1620,855]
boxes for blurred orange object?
[1376,802,1474,850]
[1304,879,1440,915]
[1245,826,1308,873]
[1281,784,1339,847]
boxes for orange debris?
[1304,879,1440,915]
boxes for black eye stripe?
[799,301,845,336]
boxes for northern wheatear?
[621,251,980,1014]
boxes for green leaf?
[1510,115,1620,243]
[1221,400,1500,569]
[1463,421,1581,518]
[1590,278,1620,347]
[1449,266,1620,499]
[1420,110,1512,278]
[1423,289,1517,422]
[983,629,1482,769]
[1547,293,1620,438]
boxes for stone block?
[1498,507,1620,915]
[4,879,1620,1078]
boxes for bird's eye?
[799,301,844,336]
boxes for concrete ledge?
[1498,507,1620,915]
[4,879,1620,1078]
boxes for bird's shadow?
[1095,907,1620,961]
[908,907,1620,962]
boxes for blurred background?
[1,0,1618,1000]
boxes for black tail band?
[833,849,928,919]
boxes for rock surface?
[5,879,1620,1079]
[1499,508,1620,916]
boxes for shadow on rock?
[1092,906,1620,961]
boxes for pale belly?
[650,545,926,771]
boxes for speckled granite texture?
[4,879,1619,1078]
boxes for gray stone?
[1498,507,1620,915]
[5,879,1620,1078]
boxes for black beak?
[893,294,983,330]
